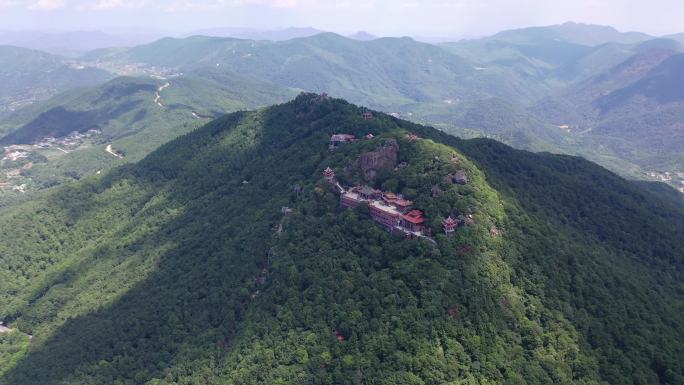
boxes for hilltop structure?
[329,134,356,149]
[443,216,457,235]
[326,167,432,239]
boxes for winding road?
[154,82,171,107]
[105,144,123,159]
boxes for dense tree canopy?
[0,94,682,384]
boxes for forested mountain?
[86,32,545,107]
[79,32,570,159]
[0,94,682,384]
[0,46,112,118]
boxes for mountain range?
[2,22,684,202]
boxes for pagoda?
[443,216,457,235]
[323,167,335,182]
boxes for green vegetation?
[0,94,682,384]
[0,45,112,119]
[5,25,684,201]
[78,29,684,187]
[0,73,296,206]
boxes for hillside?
[489,22,652,46]
[0,46,112,118]
[529,48,684,177]
[85,33,546,107]
[0,73,296,206]
[82,32,570,159]
[0,94,682,384]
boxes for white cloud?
[0,0,21,8]
[28,0,65,10]
[85,0,150,11]
[163,0,308,12]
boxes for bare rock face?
[444,169,469,185]
[356,139,399,180]
[431,185,443,197]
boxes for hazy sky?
[0,0,682,38]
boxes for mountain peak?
[348,31,377,41]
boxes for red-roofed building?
[382,192,398,205]
[394,198,413,212]
[323,167,335,182]
[335,330,345,342]
[443,216,457,235]
[401,210,426,232]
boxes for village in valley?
[0,129,107,194]
[645,170,684,194]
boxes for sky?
[0,0,682,38]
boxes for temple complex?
[336,183,430,237]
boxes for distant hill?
[347,31,377,41]
[0,72,296,197]
[0,30,158,56]
[664,33,684,45]
[0,94,683,384]
[85,33,546,106]
[441,27,684,179]
[529,48,684,172]
[0,46,113,118]
[490,21,653,46]
[188,27,325,41]
[81,33,557,160]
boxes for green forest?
[0,93,682,384]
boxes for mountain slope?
[0,46,112,118]
[85,33,564,156]
[86,33,546,107]
[529,49,684,174]
[0,94,682,384]
[490,22,652,46]
[0,73,296,205]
